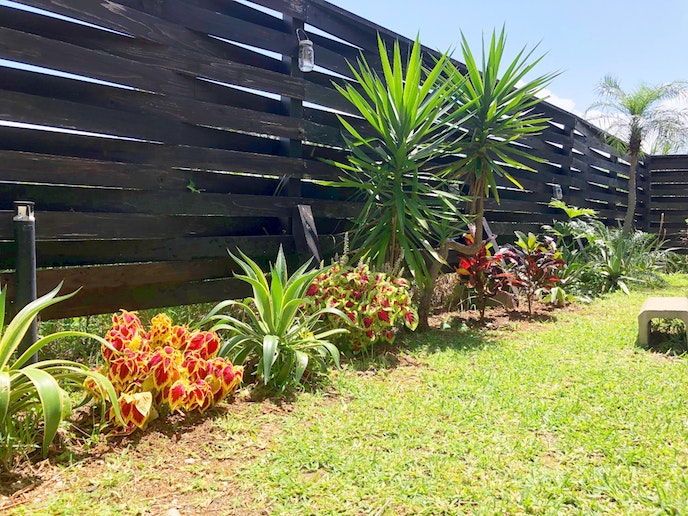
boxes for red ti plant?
[85,311,243,434]
[454,236,510,321]
[499,231,565,315]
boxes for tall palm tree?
[588,76,688,235]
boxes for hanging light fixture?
[551,183,563,200]
[296,28,314,72]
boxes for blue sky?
[328,0,688,117]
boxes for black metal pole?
[13,201,38,364]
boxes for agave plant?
[199,247,349,393]
[0,284,122,463]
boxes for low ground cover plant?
[86,310,243,434]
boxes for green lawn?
[10,275,688,515]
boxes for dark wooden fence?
[0,0,665,320]
[648,155,688,252]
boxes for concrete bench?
[638,297,688,346]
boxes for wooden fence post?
[639,156,652,232]
[280,14,322,263]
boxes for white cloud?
[537,89,579,115]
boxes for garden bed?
[4,277,688,514]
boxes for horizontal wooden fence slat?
[0,88,313,144]
[0,184,361,219]
[32,276,251,320]
[0,235,295,270]
[0,212,276,241]
[0,127,340,180]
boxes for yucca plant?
[199,247,349,393]
[446,27,558,256]
[325,35,472,331]
[0,284,122,466]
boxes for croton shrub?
[307,260,418,353]
[85,311,243,433]
[455,238,512,321]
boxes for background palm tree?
[588,76,688,235]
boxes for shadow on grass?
[639,318,688,356]
[340,324,501,373]
[403,327,500,355]
[642,332,688,357]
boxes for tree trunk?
[622,152,639,236]
[417,243,448,332]
[446,195,485,256]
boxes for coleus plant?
[307,260,418,354]
[86,311,243,434]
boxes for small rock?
[166,509,182,516]
[184,458,195,465]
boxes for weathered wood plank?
[0,89,309,144]
[0,235,294,269]
[0,127,339,180]
[0,25,304,100]
[0,184,362,219]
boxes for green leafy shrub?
[306,259,418,354]
[0,285,121,468]
[500,232,565,314]
[545,200,667,297]
[200,247,348,394]
[454,236,512,320]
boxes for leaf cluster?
[327,27,557,289]
[0,285,121,466]
[200,247,348,393]
[454,238,510,320]
[306,260,418,354]
[499,231,565,314]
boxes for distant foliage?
[544,200,669,297]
